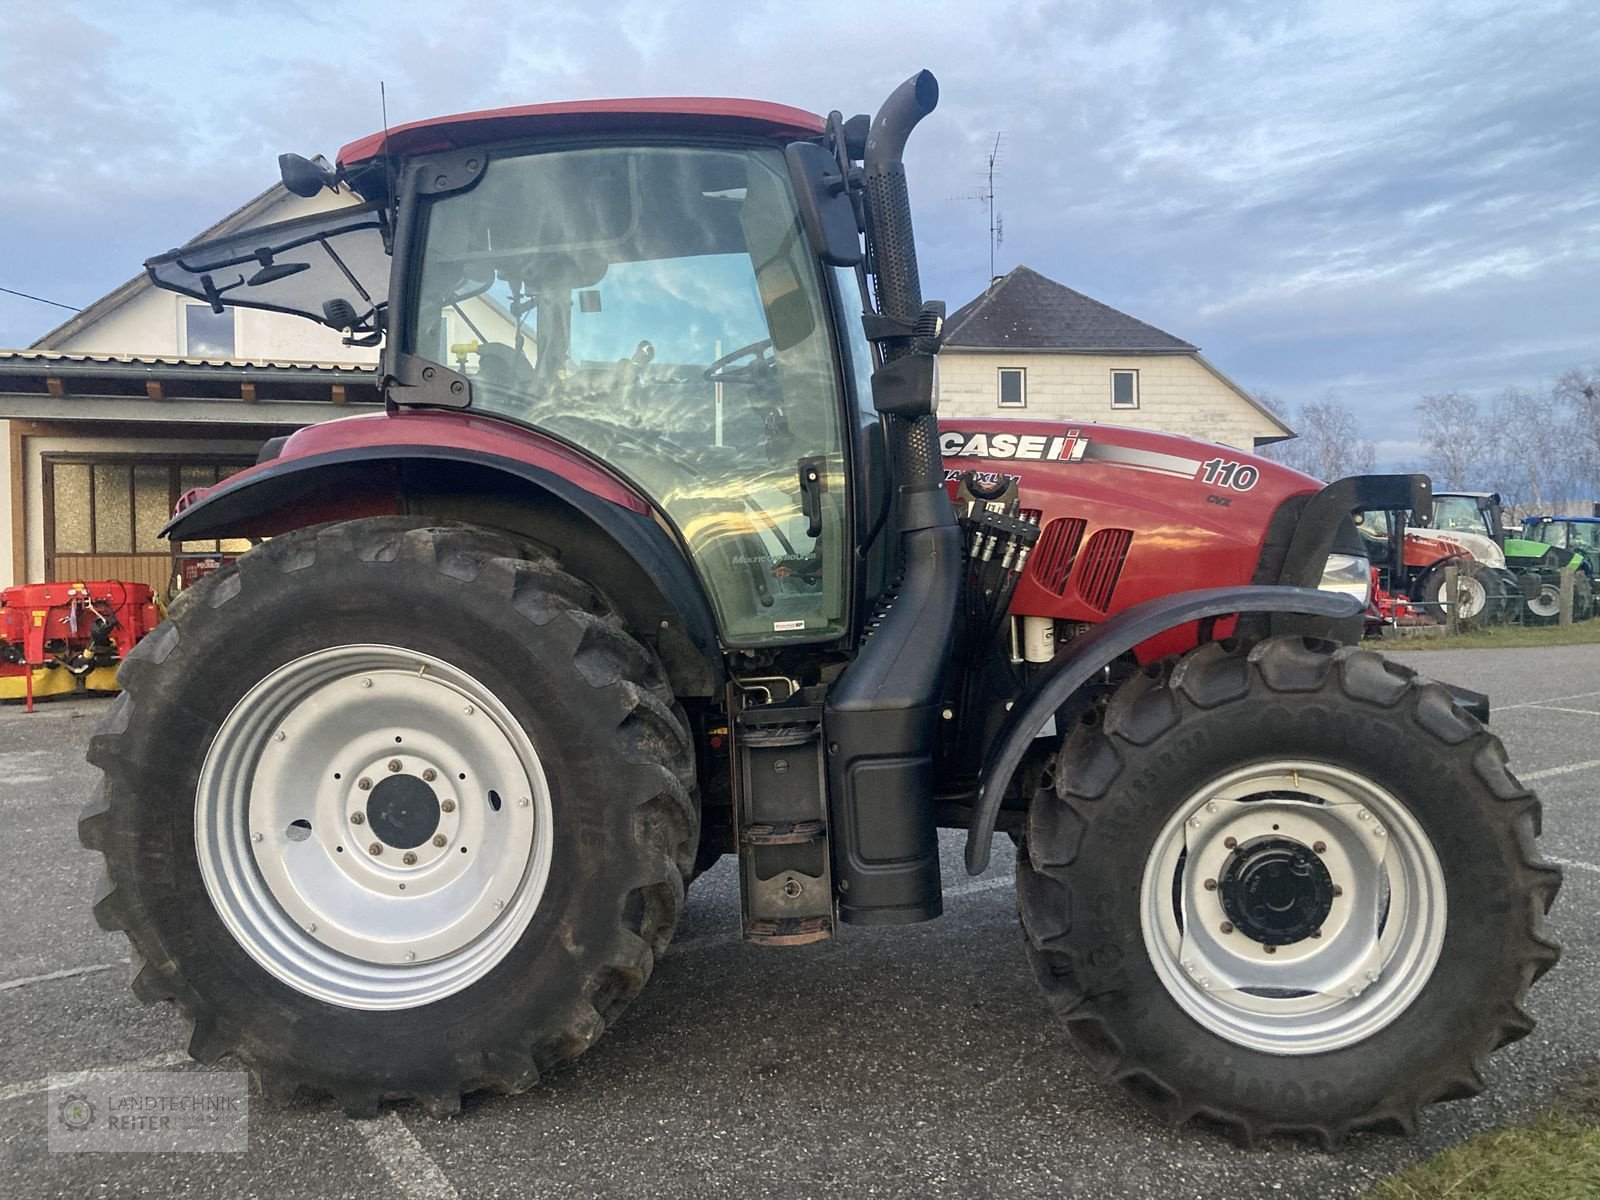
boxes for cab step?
[732,692,835,945]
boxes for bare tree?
[1413,392,1484,489]
[1553,366,1600,494]
[1488,387,1566,511]
[1258,393,1376,480]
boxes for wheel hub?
[366,775,441,850]
[1219,837,1334,945]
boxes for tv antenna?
[947,132,1006,281]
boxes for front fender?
[964,585,1363,874]
[164,440,724,696]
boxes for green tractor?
[1428,492,1591,624]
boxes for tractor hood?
[940,418,1352,645]
[1418,528,1505,568]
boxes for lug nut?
[1264,944,1277,955]
[361,678,372,689]
[441,799,456,814]
[1311,928,1323,938]
[251,832,263,844]
[1219,922,1234,935]
[358,778,372,791]
[402,852,417,865]
[368,843,383,856]
[432,834,447,848]
[350,812,365,825]
[1203,878,1218,891]
[1223,836,1238,850]
[388,759,402,773]
[405,951,416,962]
[1332,884,1344,897]
[422,769,436,782]
[1312,840,1326,854]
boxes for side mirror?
[871,352,937,417]
[278,153,338,198]
[785,142,862,267]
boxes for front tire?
[81,518,698,1115]
[1018,637,1560,1145]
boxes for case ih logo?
[940,430,1089,462]
[942,428,1261,492]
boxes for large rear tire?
[1018,637,1560,1145]
[81,518,698,1115]
[1417,560,1495,626]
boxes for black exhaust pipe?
[825,71,961,927]
[863,71,938,355]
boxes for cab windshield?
[1430,496,1489,536]
[410,144,847,645]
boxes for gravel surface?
[1,644,1595,1199]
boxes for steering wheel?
[703,338,774,382]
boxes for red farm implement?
[1,581,160,709]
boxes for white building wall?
[937,350,1278,451]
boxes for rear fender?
[164,442,722,696]
[964,585,1362,874]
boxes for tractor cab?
[147,102,891,651]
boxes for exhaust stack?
[824,70,960,928]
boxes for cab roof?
[337,98,825,169]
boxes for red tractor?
[83,73,1559,1145]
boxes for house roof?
[941,266,1197,354]
[0,350,378,426]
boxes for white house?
[0,184,380,594]
[937,266,1291,451]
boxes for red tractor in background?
[81,72,1559,1146]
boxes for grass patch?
[1363,1071,1600,1199]
[1378,621,1600,651]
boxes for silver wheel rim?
[1140,760,1446,1055]
[1454,577,1487,619]
[195,645,554,1011]
[1529,585,1561,618]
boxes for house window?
[1111,368,1139,410]
[998,367,1026,408]
[181,302,236,359]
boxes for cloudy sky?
[1,0,1594,464]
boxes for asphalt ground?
[0,643,1596,1199]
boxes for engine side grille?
[1029,517,1088,596]
[1074,528,1134,613]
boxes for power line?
[0,285,82,312]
